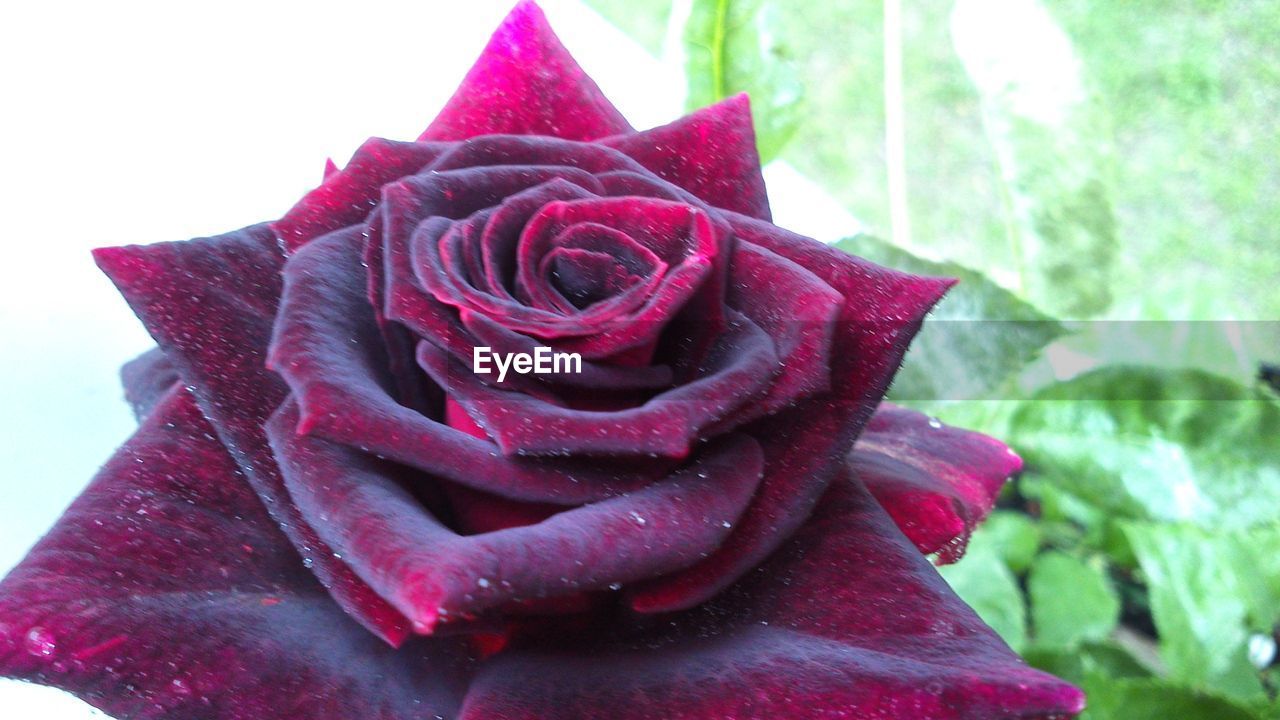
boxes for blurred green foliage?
[682,0,803,161]
[589,0,1280,716]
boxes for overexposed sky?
[0,1,859,714]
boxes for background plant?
[588,0,1280,716]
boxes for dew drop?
[477,578,492,589]
[24,626,56,657]
[927,418,943,429]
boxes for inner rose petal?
[544,246,647,310]
[531,222,666,313]
[515,197,715,293]
[418,311,779,459]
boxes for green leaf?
[1027,551,1120,649]
[1081,673,1276,720]
[965,510,1042,573]
[1124,522,1265,700]
[682,0,802,161]
[1009,366,1280,531]
[582,0,673,56]
[1024,640,1152,686]
[1226,525,1280,632]
[950,0,1119,316]
[937,549,1027,652]
[835,235,1064,402]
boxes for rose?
[0,3,1083,719]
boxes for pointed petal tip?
[91,244,148,286]
[419,0,629,141]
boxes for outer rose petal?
[269,399,765,635]
[855,404,1022,563]
[420,1,631,142]
[275,138,446,253]
[0,387,470,720]
[602,94,772,220]
[629,222,955,613]
[459,471,1084,720]
[120,347,179,421]
[93,225,412,645]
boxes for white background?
[0,1,858,714]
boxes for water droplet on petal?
[24,627,56,657]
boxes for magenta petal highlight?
[603,94,771,220]
[856,403,1022,562]
[420,1,632,142]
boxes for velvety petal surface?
[0,387,470,719]
[628,221,955,613]
[459,472,1085,720]
[93,226,412,644]
[272,227,663,504]
[274,138,445,253]
[855,403,1022,563]
[419,1,631,142]
[602,94,771,220]
[269,399,764,635]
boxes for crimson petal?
[274,137,446,253]
[629,221,955,612]
[459,472,1083,720]
[420,1,631,142]
[93,226,412,644]
[855,404,1022,563]
[419,311,778,458]
[602,94,771,220]
[267,397,764,635]
[272,227,663,502]
[0,387,470,719]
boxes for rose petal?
[602,94,771,220]
[120,347,179,421]
[855,403,1022,563]
[711,240,843,428]
[420,1,631,142]
[436,299,677,393]
[267,397,764,635]
[459,472,1084,720]
[274,137,446,253]
[93,226,412,644]
[418,311,778,458]
[628,220,955,612]
[427,134,645,175]
[0,387,470,719]
[272,226,665,503]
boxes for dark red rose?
[0,3,1083,718]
